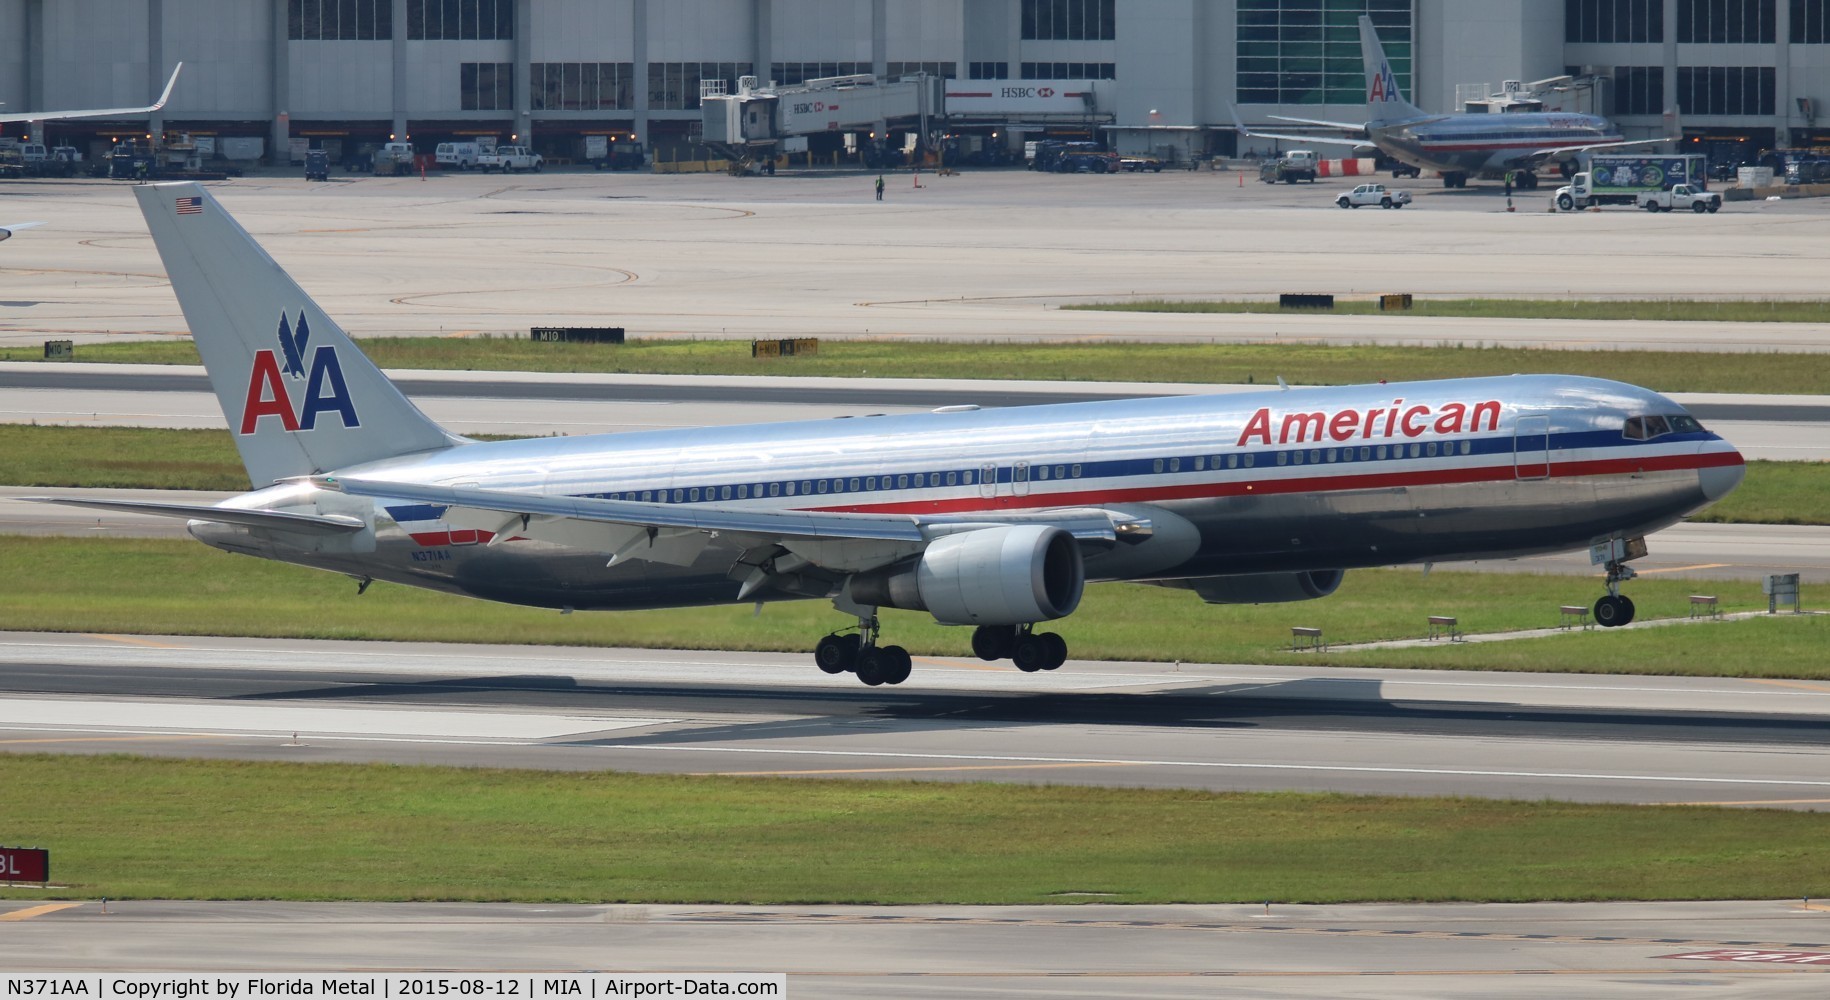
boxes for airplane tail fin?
[1359,15,1425,123]
[133,182,460,487]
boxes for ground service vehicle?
[55,183,1745,686]
[1638,184,1721,213]
[304,149,329,182]
[435,142,481,170]
[1556,155,1707,210]
[1336,183,1410,208]
[1261,149,1318,183]
[480,146,542,172]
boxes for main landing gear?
[815,613,913,686]
[971,624,1068,672]
[1593,555,1639,627]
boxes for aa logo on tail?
[1370,61,1400,103]
[239,310,360,434]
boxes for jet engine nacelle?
[1180,569,1346,605]
[850,524,1085,625]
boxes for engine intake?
[1179,569,1346,605]
[850,524,1084,625]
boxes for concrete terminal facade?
[2,0,1827,164]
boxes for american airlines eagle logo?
[238,309,360,434]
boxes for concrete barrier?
[1317,157,1378,177]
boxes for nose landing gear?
[1593,553,1640,628]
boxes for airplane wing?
[1267,114,1370,136]
[1513,137,1669,168]
[19,497,366,535]
[0,63,181,124]
[0,222,45,242]
[1230,105,1375,151]
[323,477,1148,589]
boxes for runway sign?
[0,846,48,882]
[1660,948,1830,965]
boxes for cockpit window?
[1623,414,1704,441]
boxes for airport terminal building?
[3,0,1827,165]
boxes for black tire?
[1594,595,1636,628]
[1011,636,1048,673]
[1393,201,1405,208]
[1380,198,1392,208]
[1338,199,1351,209]
[971,625,1015,661]
[1692,201,1707,213]
[1643,202,1660,212]
[1557,194,1573,211]
[878,645,913,685]
[855,648,887,686]
[1706,203,1719,213]
[1038,632,1067,670]
[814,634,858,674]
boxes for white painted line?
[0,724,544,747]
[0,698,669,740]
[607,744,1830,788]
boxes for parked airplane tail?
[1359,15,1426,123]
[133,182,460,487]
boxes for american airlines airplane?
[1236,17,1660,189]
[34,182,1745,686]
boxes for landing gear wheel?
[1012,635,1049,673]
[1594,595,1636,628]
[815,633,860,674]
[877,645,912,685]
[856,647,888,686]
[1038,632,1067,670]
[972,625,1017,661]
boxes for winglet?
[150,63,184,113]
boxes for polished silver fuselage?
[1372,112,1624,177]
[202,375,1744,611]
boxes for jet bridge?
[701,74,941,167]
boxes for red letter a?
[240,350,301,434]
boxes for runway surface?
[4,631,1828,808]
[4,898,1830,997]
[2,172,1828,350]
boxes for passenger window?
[1153,459,1165,473]
[1054,465,1065,480]
[1460,441,1471,455]
[1014,466,1028,483]
[720,485,732,500]
[1309,450,1321,464]
[769,483,781,497]
[1292,451,1304,465]
[849,478,861,491]
[1194,457,1206,471]
[1410,443,1422,458]
[737,485,748,499]
[914,473,925,487]
[897,475,908,489]
[1376,446,1388,460]
[1243,455,1254,468]
[1277,452,1288,466]
[963,471,974,485]
[1169,457,1181,472]
[801,481,812,494]
[785,482,796,496]
[1227,455,1238,469]
[642,491,653,502]
[817,480,829,494]
[1071,464,1082,477]
[947,471,958,486]
[690,488,701,502]
[866,477,877,490]
[1426,442,1438,457]
[1036,466,1049,481]
[1327,449,1337,463]
[671,489,683,503]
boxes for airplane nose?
[1698,449,1745,501]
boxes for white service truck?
[1637,183,1722,213]
[1334,183,1411,208]
[479,146,542,172]
[435,142,481,170]
[368,142,417,175]
[1555,154,1707,210]
[1260,149,1319,184]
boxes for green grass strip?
[1,537,1824,677]
[2,424,1823,526]
[3,754,1825,903]
[1065,297,1830,324]
[12,337,1830,394]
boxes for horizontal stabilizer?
[21,497,366,535]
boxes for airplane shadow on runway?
[212,671,1830,749]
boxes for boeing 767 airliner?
[33,183,1745,686]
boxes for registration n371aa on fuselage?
[36,182,1745,686]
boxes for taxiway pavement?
[4,898,1829,998]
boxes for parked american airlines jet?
[1235,17,1659,189]
[34,182,1744,686]
[0,64,182,127]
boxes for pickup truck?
[368,142,416,175]
[480,146,543,173]
[1335,183,1411,209]
[1638,184,1721,213]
